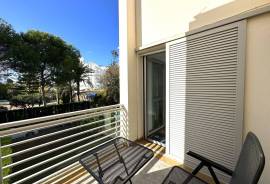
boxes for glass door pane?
[145,52,165,144]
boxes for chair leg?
[113,142,130,176]
[207,166,220,184]
[182,162,205,184]
[192,162,204,175]
[191,162,220,184]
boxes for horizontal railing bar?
[1,116,117,149]
[3,130,118,180]
[0,104,121,130]
[0,108,120,137]
[36,138,127,184]
[35,134,131,184]
[2,121,119,161]
[10,135,117,184]
[33,162,79,184]
[3,123,119,168]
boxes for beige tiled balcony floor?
[42,140,215,184]
[65,157,171,184]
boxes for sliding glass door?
[144,52,166,145]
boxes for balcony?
[0,105,214,184]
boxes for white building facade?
[119,1,270,183]
[80,62,107,91]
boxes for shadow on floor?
[132,157,171,184]
[73,157,172,184]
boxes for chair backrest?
[230,132,265,184]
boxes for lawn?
[1,136,13,184]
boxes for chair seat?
[79,137,154,184]
[162,166,207,184]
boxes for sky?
[0,0,119,66]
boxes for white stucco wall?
[119,0,139,141]
[244,12,270,184]
[119,1,270,182]
[138,0,270,46]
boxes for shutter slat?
[171,28,238,47]
[170,54,237,65]
[170,50,238,60]
[167,21,244,178]
[171,41,238,55]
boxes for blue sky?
[0,0,119,66]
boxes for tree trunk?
[69,82,73,103]
[40,70,46,106]
[41,84,46,106]
[76,81,80,102]
[56,87,60,104]
[31,94,34,107]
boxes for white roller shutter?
[166,21,245,181]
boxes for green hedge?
[1,137,12,184]
[0,101,92,123]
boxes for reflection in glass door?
[144,52,166,145]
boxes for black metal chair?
[79,137,154,184]
[162,132,265,184]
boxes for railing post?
[116,108,121,137]
[0,137,3,184]
[120,105,128,139]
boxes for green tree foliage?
[73,61,93,102]
[0,83,9,99]
[0,18,21,71]
[52,45,80,103]
[12,30,68,106]
[99,50,119,105]
[0,79,15,100]
[1,18,110,108]
[52,45,92,103]
[10,93,41,108]
[1,27,87,106]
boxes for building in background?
[0,68,18,84]
[80,62,107,91]
[78,62,107,101]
